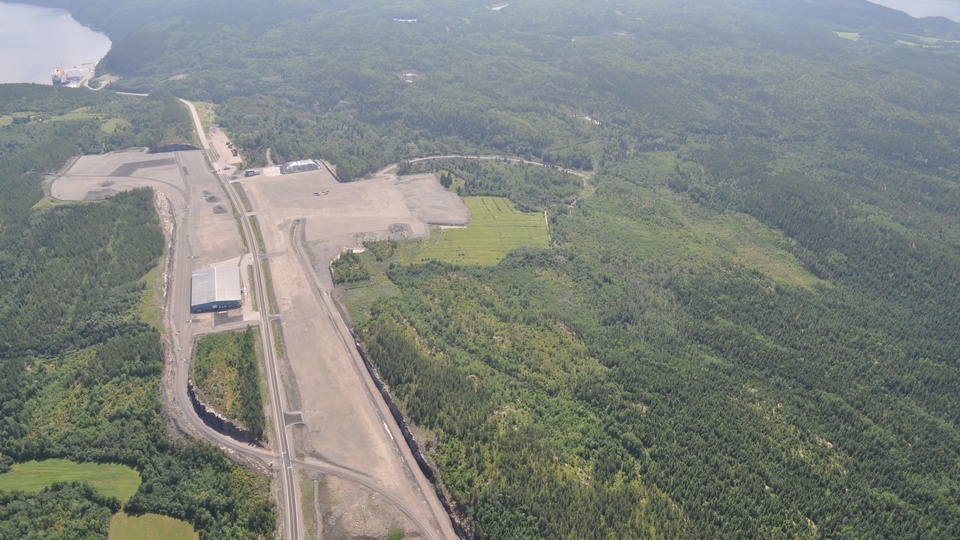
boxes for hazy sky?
[867,0,960,22]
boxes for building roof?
[191,265,242,308]
[280,159,319,174]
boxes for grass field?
[415,196,548,266]
[192,101,217,130]
[0,459,141,503]
[834,31,860,41]
[344,273,402,324]
[109,511,198,540]
[101,117,130,133]
[138,253,167,331]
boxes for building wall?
[190,299,242,313]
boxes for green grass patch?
[108,511,198,540]
[101,118,129,134]
[271,320,283,360]
[236,218,249,250]
[578,175,596,200]
[49,106,101,123]
[30,196,73,212]
[0,459,141,503]
[247,264,258,312]
[300,474,318,540]
[233,183,252,212]
[344,274,402,325]
[415,196,549,266]
[192,101,217,130]
[904,33,960,46]
[262,259,277,315]
[137,254,167,331]
[894,34,960,48]
[339,249,402,325]
[834,31,860,41]
[584,185,822,289]
[250,216,265,251]
[332,251,370,284]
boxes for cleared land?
[0,459,140,503]
[416,196,548,265]
[51,148,464,539]
[108,512,198,540]
[51,148,245,269]
[242,165,466,539]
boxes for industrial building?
[280,159,319,175]
[191,265,242,313]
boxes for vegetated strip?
[232,183,252,213]
[250,215,265,252]
[235,217,249,250]
[247,264,258,312]
[261,259,278,315]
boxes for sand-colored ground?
[210,126,243,166]
[241,166,466,539]
[50,148,244,269]
[51,146,465,539]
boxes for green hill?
[7,0,960,537]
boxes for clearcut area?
[415,196,548,265]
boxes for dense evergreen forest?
[8,0,960,537]
[0,86,274,539]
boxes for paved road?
[288,220,453,540]
[169,98,458,540]
[376,153,593,179]
[172,98,300,539]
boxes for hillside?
[7,0,960,537]
[0,86,275,539]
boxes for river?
[0,1,111,85]
[867,0,960,23]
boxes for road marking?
[382,421,395,442]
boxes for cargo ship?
[51,67,67,86]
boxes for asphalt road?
[170,99,458,540]
[173,98,299,540]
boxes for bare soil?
[241,166,466,539]
[51,149,463,539]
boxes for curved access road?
[169,98,459,540]
[175,97,299,540]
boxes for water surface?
[0,1,111,84]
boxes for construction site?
[47,117,468,538]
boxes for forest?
[0,86,274,539]
[7,0,960,537]
[191,327,267,441]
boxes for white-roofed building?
[191,265,242,313]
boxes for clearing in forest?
[415,196,548,265]
[108,511,198,540]
[0,459,141,503]
[834,31,860,41]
